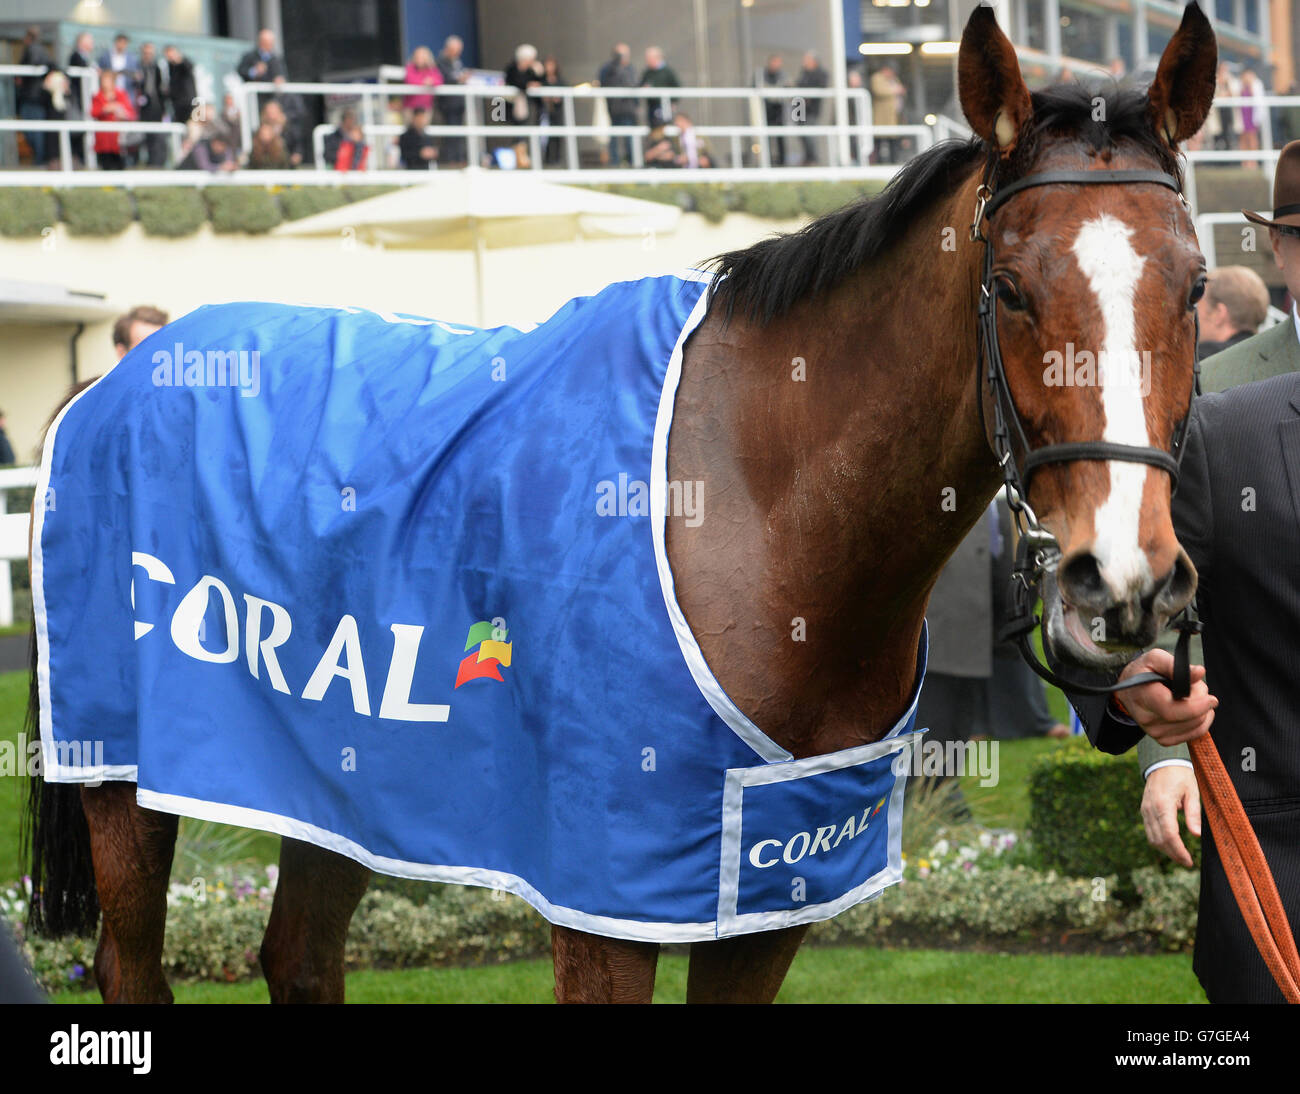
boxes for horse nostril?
[1154,548,1198,616]
[1057,551,1107,610]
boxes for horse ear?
[958,4,1033,156]
[1147,1,1217,144]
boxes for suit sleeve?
[1064,403,1214,754]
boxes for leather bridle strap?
[980,168,1181,220]
[1190,735,1300,1003]
[1022,442,1181,483]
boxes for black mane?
[705,83,1182,325]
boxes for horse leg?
[80,782,178,1003]
[686,925,809,1003]
[551,925,660,1003]
[259,838,371,1003]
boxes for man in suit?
[237,27,287,118]
[17,26,52,165]
[97,33,138,93]
[135,42,167,167]
[1072,140,1300,1002]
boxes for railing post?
[1184,156,1199,221]
[1196,215,1218,270]
[240,83,254,161]
[58,128,71,171]
[361,91,377,170]
[563,93,579,171]
[466,92,481,169]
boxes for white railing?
[311,118,930,173]
[1182,146,1281,220]
[0,466,36,628]
[0,118,187,168]
[240,80,882,171]
[0,65,929,176]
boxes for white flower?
[931,838,951,857]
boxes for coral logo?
[455,618,512,688]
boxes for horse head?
[958,2,1216,672]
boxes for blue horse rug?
[34,270,926,942]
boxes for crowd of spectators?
[7,24,889,174]
[22,23,1284,176]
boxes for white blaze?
[1070,214,1153,600]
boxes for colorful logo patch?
[455,619,511,689]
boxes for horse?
[22,4,1217,1003]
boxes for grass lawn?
[46,946,1204,1004]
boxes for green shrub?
[0,188,58,237]
[279,186,349,221]
[341,184,400,204]
[204,187,283,233]
[10,854,1199,994]
[57,188,133,236]
[688,183,731,223]
[734,182,805,220]
[797,180,877,218]
[1125,866,1201,950]
[1028,737,1184,885]
[135,187,208,238]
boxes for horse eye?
[1188,276,1207,308]
[996,277,1026,311]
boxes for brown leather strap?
[1190,735,1300,1003]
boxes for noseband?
[971,158,1202,700]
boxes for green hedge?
[1028,737,1196,886]
[279,186,350,222]
[0,179,891,241]
[589,179,884,225]
[136,187,208,238]
[57,188,133,236]
[0,188,58,238]
[204,187,283,234]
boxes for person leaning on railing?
[399,106,437,170]
[90,68,136,171]
[436,36,468,168]
[17,26,52,167]
[597,43,639,168]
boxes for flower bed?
[3,828,1199,995]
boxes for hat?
[1243,141,1300,228]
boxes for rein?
[970,154,1300,1003]
[970,159,1202,700]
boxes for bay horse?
[23,4,1217,1003]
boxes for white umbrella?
[274,169,682,324]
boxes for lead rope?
[1190,735,1300,1002]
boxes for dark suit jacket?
[237,49,287,84]
[1071,373,1300,1002]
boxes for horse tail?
[22,630,99,937]
[22,378,104,938]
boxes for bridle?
[970,154,1203,700]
